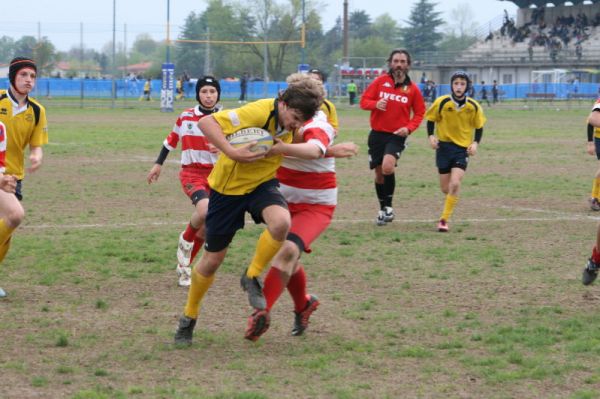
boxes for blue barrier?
[1,77,597,101]
[0,78,289,100]
[428,82,599,100]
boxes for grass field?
[1,99,600,398]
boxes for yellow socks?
[592,177,600,199]
[246,229,284,278]
[0,219,14,246]
[0,237,11,263]
[440,194,459,221]
[184,269,215,319]
[0,219,15,263]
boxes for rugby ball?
[227,127,273,153]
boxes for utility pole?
[343,0,349,64]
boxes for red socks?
[190,236,204,264]
[287,266,308,313]
[182,223,198,242]
[593,246,600,264]
[263,267,288,311]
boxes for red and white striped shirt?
[277,112,337,206]
[0,121,6,174]
[164,105,218,169]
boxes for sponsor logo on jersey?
[228,111,241,127]
[379,91,409,104]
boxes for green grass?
[1,101,600,397]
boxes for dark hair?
[387,49,411,66]
[308,68,326,83]
[279,85,322,122]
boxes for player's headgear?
[9,57,37,86]
[308,68,326,83]
[196,76,221,104]
[450,70,472,94]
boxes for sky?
[2,0,519,52]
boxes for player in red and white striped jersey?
[147,76,221,287]
[245,108,359,340]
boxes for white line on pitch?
[20,214,600,230]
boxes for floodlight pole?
[166,0,170,63]
[301,0,306,64]
[111,0,116,108]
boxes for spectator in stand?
[576,43,583,60]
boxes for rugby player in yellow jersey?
[582,100,600,285]
[586,102,600,211]
[0,57,48,298]
[425,71,486,232]
[174,74,323,344]
[308,68,339,133]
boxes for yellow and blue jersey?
[0,89,48,179]
[209,98,293,195]
[425,95,486,148]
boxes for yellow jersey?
[321,99,338,131]
[209,99,292,195]
[425,95,486,148]
[0,90,48,179]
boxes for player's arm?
[325,142,359,158]
[271,139,323,159]
[198,115,265,163]
[404,87,426,134]
[147,145,170,184]
[590,110,600,128]
[27,146,43,173]
[467,128,483,156]
[427,121,438,149]
[359,81,379,110]
[587,123,595,156]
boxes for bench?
[525,93,556,101]
[526,93,556,99]
[567,93,597,100]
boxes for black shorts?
[15,180,22,201]
[368,130,407,169]
[204,179,288,252]
[436,141,468,174]
[594,137,600,160]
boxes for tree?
[33,38,57,77]
[401,0,443,55]
[132,34,158,55]
[444,3,478,38]
[176,0,256,78]
[371,14,401,43]
[13,36,38,59]
[0,36,15,64]
[349,10,372,39]
[438,4,478,54]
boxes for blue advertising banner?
[161,63,175,112]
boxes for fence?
[0,78,290,102]
[2,78,598,105]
